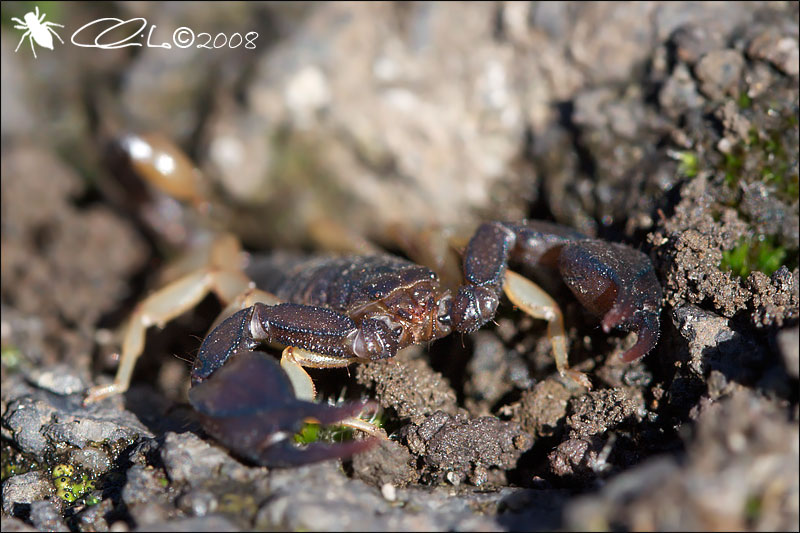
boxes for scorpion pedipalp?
[189,351,377,467]
[457,220,662,375]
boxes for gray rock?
[565,392,800,531]
[748,28,800,76]
[659,63,704,115]
[160,432,251,485]
[122,465,169,507]
[30,363,87,395]
[670,24,726,64]
[672,304,764,382]
[694,49,745,99]
[0,516,39,532]
[137,515,239,532]
[2,471,53,517]
[123,465,176,528]
[259,461,503,531]
[68,446,112,475]
[28,500,69,532]
[2,382,151,461]
[2,396,57,457]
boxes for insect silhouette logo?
[12,5,64,59]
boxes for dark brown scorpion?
[85,133,663,467]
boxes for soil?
[2,2,798,531]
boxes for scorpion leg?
[503,270,591,388]
[84,264,253,404]
[211,287,281,332]
[193,302,397,383]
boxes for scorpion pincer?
[85,134,663,467]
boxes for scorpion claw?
[619,311,660,363]
[189,351,378,467]
[558,241,662,362]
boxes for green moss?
[721,236,789,278]
[52,464,75,478]
[723,151,744,188]
[51,464,98,504]
[84,493,101,506]
[737,93,752,109]
[675,151,699,178]
[1,442,38,482]
[57,488,78,503]
[54,475,73,489]
[737,120,797,201]
[744,494,762,522]
[294,423,321,445]
[1,345,23,371]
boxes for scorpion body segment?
[246,254,454,352]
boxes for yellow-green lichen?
[51,464,98,504]
[294,423,321,445]
[675,151,699,178]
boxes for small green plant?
[51,464,98,504]
[293,407,384,445]
[1,345,22,371]
[675,151,699,178]
[294,423,321,445]
[737,92,752,109]
[721,236,788,278]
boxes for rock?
[694,49,745,99]
[28,500,69,532]
[401,411,533,486]
[2,471,53,517]
[748,28,800,76]
[68,446,112,475]
[160,432,251,485]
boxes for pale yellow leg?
[210,287,282,333]
[503,270,591,389]
[84,268,253,404]
[281,346,387,439]
[157,232,245,286]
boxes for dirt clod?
[401,411,533,487]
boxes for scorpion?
[86,133,663,467]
